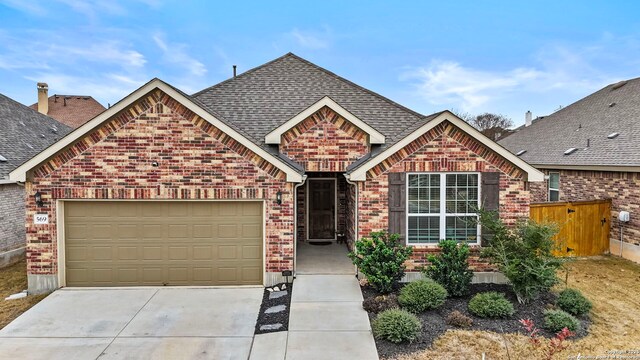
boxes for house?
[9,53,543,293]
[499,78,640,263]
[0,93,71,267]
[30,82,106,128]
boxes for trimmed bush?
[446,310,473,328]
[348,231,413,294]
[372,308,422,344]
[424,239,474,297]
[556,288,592,316]
[468,292,515,318]
[543,309,580,332]
[398,279,448,313]
[363,294,399,314]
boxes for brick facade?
[0,184,26,254]
[531,169,640,250]
[357,121,530,272]
[25,90,294,284]
[280,106,369,172]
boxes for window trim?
[405,172,482,246]
[548,172,560,201]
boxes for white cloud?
[153,33,207,76]
[289,28,330,49]
[0,0,47,15]
[25,72,144,102]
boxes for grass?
[393,256,640,360]
[0,260,48,329]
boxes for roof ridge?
[191,52,295,97]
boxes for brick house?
[0,93,71,267]
[500,78,640,264]
[10,54,543,293]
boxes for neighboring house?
[9,53,543,293]
[0,93,71,267]
[499,78,640,263]
[30,82,106,128]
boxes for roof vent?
[564,147,578,155]
[26,143,34,150]
[516,150,527,156]
[609,102,616,107]
[608,132,619,139]
[0,155,7,162]
[40,134,46,139]
[612,81,628,90]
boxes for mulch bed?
[254,282,293,334]
[362,283,591,359]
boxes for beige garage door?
[64,201,263,287]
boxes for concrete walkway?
[296,242,355,275]
[0,287,263,360]
[249,274,378,360]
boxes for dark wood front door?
[308,179,336,240]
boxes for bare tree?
[452,110,514,140]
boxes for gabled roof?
[0,93,72,180]
[264,96,385,144]
[10,79,304,183]
[499,77,640,170]
[193,53,428,151]
[347,111,544,182]
[30,95,106,129]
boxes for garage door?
[64,201,263,287]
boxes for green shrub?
[424,240,474,297]
[348,231,412,294]
[362,294,399,314]
[398,279,447,313]
[556,288,592,316]
[372,308,422,343]
[446,310,473,328]
[478,209,563,304]
[468,292,515,318]
[543,309,580,332]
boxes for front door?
[307,179,336,241]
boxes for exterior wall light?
[34,191,44,207]
[276,191,282,205]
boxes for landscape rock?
[265,305,286,314]
[269,290,287,300]
[259,323,283,331]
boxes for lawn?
[394,256,640,360]
[0,260,48,329]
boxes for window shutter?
[480,172,500,246]
[388,172,406,240]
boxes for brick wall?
[25,90,294,280]
[0,183,25,253]
[531,169,640,247]
[281,106,369,172]
[357,121,530,272]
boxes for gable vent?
[608,132,620,139]
[0,154,7,162]
[564,147,578,155]
[516,150,527,156]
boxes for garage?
[63,201,263,287]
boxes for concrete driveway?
[0,287,263,360]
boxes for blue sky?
[1,1,639,126]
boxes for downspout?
[344,174,359,277]
[293,175,308,277]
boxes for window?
[548,172,560,201]
[406,173,480,245]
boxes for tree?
[452,111,514,140]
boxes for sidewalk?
[249,274,378,360]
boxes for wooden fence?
[530,199,611,257]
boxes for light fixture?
[276,191,282,205]
[34,191,43,207]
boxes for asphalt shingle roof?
[193,53,434,153]
[30,95,105,129]
[499,77,640,167]
[0,93,72,178]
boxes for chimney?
[525,110,532,127]
[37,82,49,115]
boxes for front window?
[407,173,480,245]
[548,172,560,201]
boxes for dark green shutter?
[480,172,500,246]
[388,172,406,240]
